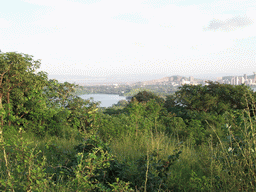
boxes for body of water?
[79,94,127,108]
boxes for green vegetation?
[75,84,178,97]
[1,52,256,191]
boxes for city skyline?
[46,72,256,86]
[0,0,255,77]
[139,72,256,86]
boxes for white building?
[241,77,245,84]
[181,79,191,85]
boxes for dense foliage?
[1,52,256,191]
[75,84,177,97]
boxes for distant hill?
[48,72,255,86]
[48,74,170,85]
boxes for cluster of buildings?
[138,73,256,87]
[140,75,203,86]
[216,73,256,86]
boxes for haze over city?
[1,0,255,81]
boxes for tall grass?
[110,131,177,163]
[109,101,256,191]
[1,94,256,191]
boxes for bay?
[79,94,127,108]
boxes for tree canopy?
[169,81,256,115]
[131,90,164,104]
[0,52,99,137]
[0,52,48,129]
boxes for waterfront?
[79,94,127,108]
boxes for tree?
[131,91,164,104]
[42,79,101,133]
[65,96,99,132]
[43,79,77,109]
[174,82,255,115]
[0,52,48,130]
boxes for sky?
[0,0,256,79]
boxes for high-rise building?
[241,77,245,84]
[235,76,239,85]
[189,76,194,82]
[231,77,234,85]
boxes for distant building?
[181,79,191,85]
[189,76,194,82]
[235,76,239,85]
[223,79,231,84]
[241,77,245,84]
[218,80,224,84]
[231,77,234,85]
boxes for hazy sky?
[1,0,255,77]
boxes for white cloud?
[0,18,11,28]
